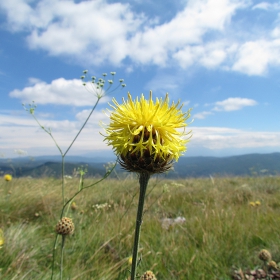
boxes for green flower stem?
[61,156,65,205]
[51,234,59,280]
[63,96,101,157]
[60,235,66,280]
[130,172,150,280]
[50,161,118,280]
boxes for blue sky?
[1,0,280,159]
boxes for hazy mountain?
[172,152,280,177]
[0,152,279,178]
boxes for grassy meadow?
[1,175,280,279]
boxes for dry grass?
[1,176,280,279]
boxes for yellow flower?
[249,202,256,207]
[4,174,12,182]
[104,92,191,173]
[71,202,78,210]
[255,200,261,206]
[0,229,4,247]
[128,256,133,265]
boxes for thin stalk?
[60,236,66,280]
[60,160,118,218]
[51,160,117,280]
[31,115,63,156]
[63,97,101,157]
[51,234,59,280]
[61,156,65,206]
[130,172,150,280]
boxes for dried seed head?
[140,270,157,280]
[268,260,278,270]
[258,249,272,262]
[55,217,74,235]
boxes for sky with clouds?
[1,0,280,159]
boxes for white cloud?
[232,40,280,75]
[252,2,280,10]
[0,0,144,65]
[213,97,257,111]
[128,0,243,66]
[0,0,247,67]
[1,111,279,157]
[2,0,280,75]
[9,78,111,106]
[192,97,257,120]
[173,40,234,69]
[191,126,280,149]
[193,111,213,119]
[0,109,110,157]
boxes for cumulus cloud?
[213,97,257,111]
[173,41,235,69]
[232,40,280,75]
[193,111,213,119]
[193,97,258,120]
[9,78,111,106]
[0,0,247,68]
[0,0,144,65]
[128,0,243,66]
[2,0,280,75]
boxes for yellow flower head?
[0,229,4,247]
[255,200,261,206]
[4,174,12,182]
[128,256,133,265]
[104,92,191,173]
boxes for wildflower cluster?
[249,200,261,207]
[92,202,111,211]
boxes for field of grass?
[1,175,280,279]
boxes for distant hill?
[172,152,280,177]
[0,152,280,178]
[0,158,106,178]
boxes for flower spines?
[119,127,173,173]
[55,217,75,235]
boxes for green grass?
[1,176,280,279]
